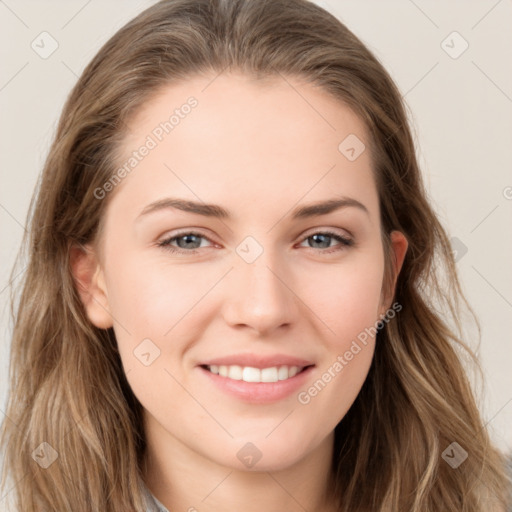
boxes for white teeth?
[288,366,299,378]
[261,367,278,383]
[206,365,303,382]
[242,367,261,382]
[278,366,289,380]
[227,365,243,380]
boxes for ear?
[69,244,113,329]
[379,230,408,315]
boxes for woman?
[1,0,509,510]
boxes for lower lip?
[197,365,315,404]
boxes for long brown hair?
[1,0,509,510]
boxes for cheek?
[303,253,385,344]
[105,252,217,333]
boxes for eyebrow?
[136,196,369,221]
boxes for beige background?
[1,0,511,477]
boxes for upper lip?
[199,353,315,369]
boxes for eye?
[297,230,354,254]
[157,231,214,254]
[157,229,354,255]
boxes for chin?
[214,435,321,473]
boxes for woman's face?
[78,72,407,472]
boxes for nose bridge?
[222,237,297,335]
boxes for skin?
[72,72,408,512]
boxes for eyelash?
[156,229,354,255]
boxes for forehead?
[108,72,378,225]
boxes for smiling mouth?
[201,364,313,383]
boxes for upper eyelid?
[299,226,353,239]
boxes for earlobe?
[69,244,113,329]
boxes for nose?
[221,248,298,337]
